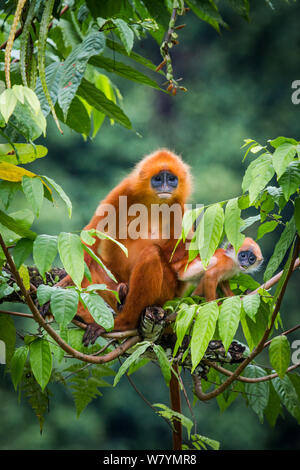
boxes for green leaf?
[199,204,224,268]
[29,338,52,391]
[242,293,260,321]
[269,336,291,379]
[264,382,282,428]
[153,403,194,439]
[36,284,54,306]
[224,198,245,252]
[13,238,33,269]
[278,162,300,201]
[106,38,161,73]
[191,302,219,371]
[80,292,114,331]
[35,62,63,116]
[58,232,84,288]
[112,19,134,55]
[242,153,275,203]
[78,78,132,129]
[272,375,300,423]
[0,88,17,122]
[243,365,269,422]
[264,217,296,281]
[89,55,161,90]
[83,244,117,282]
[22,176,44,217]
[9,101,46,141]
[256,220,278,240]
[50,288,79,327]
[0,314,16,365]
[58,31,106,119]
[41,175,72,217]
[114,341,151,386]
[272,143,297,179]
[10,345,29,390]
[186,0,226,32]
[33,234,58,279]
[0,209,36,240]
[174,304,197,356]
[152,344,172,385]
[218,296,241,352]
[56,96,91,136]
[0,143,48,165]
[269,136,298,149]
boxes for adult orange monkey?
[55,149,193,346]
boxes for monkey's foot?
[82,322,106,347]
[138,305,166,341]
[38,300,54,322]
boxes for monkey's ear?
[225,242,234,253]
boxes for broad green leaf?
[199,204,224,268]
[35,62,63,116]
[0,88,17,122]
[106,38,161,73]
[243,365,269,422]
[264,382,282,428]
[256,220,278,240]
[36,284,54,306]
[242,153,275,203]
[83,244,117,282]
[269,336,291,379]
[152,344,171,385]
[114,341,151,386]
[9,101,46,141]
[42,175,72,217]
[174,304,197,356]
[80,292,114,331]
[78,78,132,129]
[269,136,298,149]
[273,375,300,423]
[264,217,296,281]
[112,19,134,55]
[33,234,58,278]
[89,56,161,90]
[272,143,297,179]
[242,293,260,321]
[58,31,106,119]
[29,338,52,391]
[50,288,79,327]
[0,143,48,165]
[0,209,36,240]
[0,314,16,365]
[13,238,33,269]
[185,0,225,32]
[218,296,241,352]
[224,198,245,252]
[58,232,84,288]
[10,345,29,390]
[278,162,300,201]
[22,176,44,217]
[181,207,203,242]
[191,302,219,371]
[153,403,194,439]
[241,301,269,351]
[19,265,30,290]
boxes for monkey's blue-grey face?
[151,170,178,198]
[238,250,257,269]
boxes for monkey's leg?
[113,245,177,331]
[219,280,234,298]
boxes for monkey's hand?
[82,322,106,347]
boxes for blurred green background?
[1,0,300,450]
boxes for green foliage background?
[1,0,300,449]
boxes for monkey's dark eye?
[240,252,246,258]
[167,174,178,187]
[248,254,256,265]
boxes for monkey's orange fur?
[177,237,263,301]
[57,149,192,337]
